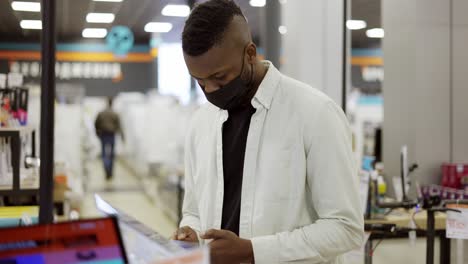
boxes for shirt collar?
[252,61,281,110]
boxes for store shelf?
[0,189,39,196]
[0,184,39,190]
[0,126,35,133]
[0,128,39,203]
[0,181,39,191]
[0,206,39,227]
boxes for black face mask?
[201,47,255,110]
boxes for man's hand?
[201,229,254,264]
[171,226,199,243]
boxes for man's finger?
[177,232,187,240]
[170,230,178,240]
[180,226,193,233]
[176,226,195,240]
[172,227,185,240]
[200,229,227,239]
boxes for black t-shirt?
[221,104,256,235]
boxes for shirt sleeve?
[179,129,202,237]
[116,115,124,139]
[251,101,364,263]
[94,113,101,134]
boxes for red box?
[441,163,468,189]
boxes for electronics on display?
[0,217,127,264]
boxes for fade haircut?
[182,0,245,56]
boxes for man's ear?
[246,42,257,63]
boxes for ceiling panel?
[0,0,263,45]
[1,0,42,42]
[0,0,381,48]
[351,0,382,48]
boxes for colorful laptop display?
[0,217,127,264]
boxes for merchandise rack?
[0,127,38,201]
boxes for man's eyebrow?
[189,69,227,80]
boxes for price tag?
[446,204,468,240]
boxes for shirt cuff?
[251,235,279,264]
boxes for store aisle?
[80,159,177,238]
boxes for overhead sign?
[351,65,383,94]
[106,26,134,56]
[7,72,23,87]
[362,66,384,82]
[9,61,122,80]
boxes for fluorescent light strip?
[11,1,41,12]
[346,20,367,30]
[82,28,108,38]
[366,28,384,38]
[93,0,123,2]
[20,20,42,30]
[144,22,173,33]
[250,0,266,7]
[161,4,190,17]
[86,13,115,23]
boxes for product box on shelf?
[421,184,468,200]
[441,163,468,189]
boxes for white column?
[383,0,451,190]
[452,0,468,163]
[280,0,344,107]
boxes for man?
[94,97,124,180]
[173,1,364,263]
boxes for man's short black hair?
[182,0,245,56]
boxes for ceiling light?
[20,20,42,30]
[11,1,41,12]
[82,28,108,38]
[250,0,266,7]
[278,25,287,35]
[279,0,287,4]
[346,20,367,30]
[144,22,173,33]
[86,13,115,23]
[161,4,190,17]
[366,28,384,38]
[93,0,123,2]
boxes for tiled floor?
[80,159,177,238]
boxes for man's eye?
[214,75,225,80]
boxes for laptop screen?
[0,217,127,264]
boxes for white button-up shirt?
[181,62,364,264]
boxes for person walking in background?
[94,97,124,180]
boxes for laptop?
[0,217,128,264]
[94,194,189,263]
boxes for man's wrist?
[240,239,255,264]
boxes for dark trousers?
[99,133,115,179]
